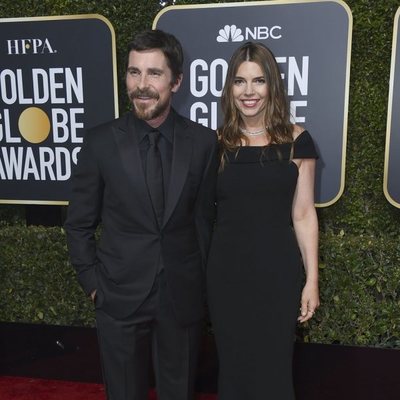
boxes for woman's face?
[232,61,268,123]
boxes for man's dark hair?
[127,29,183,83]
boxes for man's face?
[126,49,182,127]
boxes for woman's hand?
[298,281,320,323]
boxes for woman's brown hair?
[220,42,293,154]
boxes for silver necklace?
[240,127,266,136]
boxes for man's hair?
[127,29,183,83]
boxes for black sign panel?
[0,15,118,204]
[154,0,352,206]
[385,8,400,208]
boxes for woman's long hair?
[220,42,293,154]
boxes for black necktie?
[146,130,164,226]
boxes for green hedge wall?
[0,225,94,326]
[2,225,400,347]
[1,0,400,348]
[309,232,400,347]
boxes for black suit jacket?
[65,111,218,325]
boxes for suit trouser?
[95,271,202,400]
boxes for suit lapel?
[162,115,192,228]
[113,113,156,226]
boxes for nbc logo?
[216,24,283,43]
[217,25,244,43]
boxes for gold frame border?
[383,7,400,208]
[154,0,353,208]
[0,14,119,206]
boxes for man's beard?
[129,87,169,121]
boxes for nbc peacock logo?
[216,25,244,43]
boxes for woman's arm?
[292,156,320,323]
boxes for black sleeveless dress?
[207,131,318,400]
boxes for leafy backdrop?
[1,0,400,348]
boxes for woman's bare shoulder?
[292,124,305,140]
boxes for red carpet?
[0,376,216,400]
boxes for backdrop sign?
[384,8,400,208]
[0,15,118,205]
[154,0,352,206]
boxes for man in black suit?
[65,30,218,400]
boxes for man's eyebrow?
[147,67,163,74]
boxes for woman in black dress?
[207,42,320,400]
